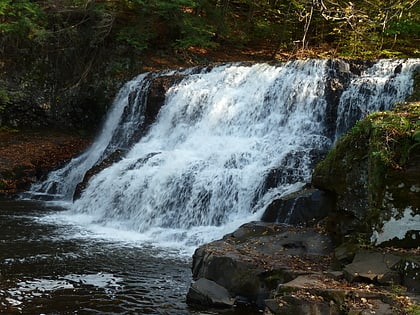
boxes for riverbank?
[188,222,420,314]
[0,130,90,197]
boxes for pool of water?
[0,199,259,315]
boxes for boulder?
[186,278,235,307]
[73,149,124,200]
[312,102,420,247]
[343,251,401,284]
[261,188,334,226]
[189,222,333,307]
[399,258,420,292]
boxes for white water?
[27,73,149,200]
[27,59,419,250]
[335,59,418,139]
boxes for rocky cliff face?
[187,102,420,314]
[72,73,185,200]
[312,102,420,247]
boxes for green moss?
[366,103,419,224]
[313,118,371,194]
[313,102,420,244]
[367,105,419,167]
[405,304,420,315]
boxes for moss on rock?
[313,102,420,246]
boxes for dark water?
[0,199,259,315]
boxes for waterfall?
[26,73,150,200]
[335,59,417,139]
[26,59,419,247]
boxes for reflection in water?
[0,199,258,314]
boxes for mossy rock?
[313,102,420,246]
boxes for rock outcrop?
[72,73,184,200]
[189,222,334,307]
[187,102,420,314]
[188,222,420,314]
[312,102,420,246]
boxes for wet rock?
[73,149,124,201]
[261,188,333,226]
[312,103,420,247]
[189,222,333,307]
[72,73,184,200]
[145,74,185,125]
[323,59,352,139]
[112,73,186,148]
[186,278,235,307]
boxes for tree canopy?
[0,1,419,131]
[1,0,419,59]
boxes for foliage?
[0,0,45,38]
[365,103,420,169]
[1,0,419,58]
[405,304,420,315]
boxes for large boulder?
[186,278,235,307]
[189,222,334,307]
[261,187,334,226]
[342,251,401,284]
[312,102,420,247]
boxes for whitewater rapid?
[26,59,419,250]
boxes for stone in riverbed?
[189,222,334,307]
[186,278,235,307]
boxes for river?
[2,59,418,314]
[0,199,258,314]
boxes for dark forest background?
[1,0,419,131]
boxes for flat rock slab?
[192,222,334,282]
[186,278,235,307]
[190,222,334,306]
[343,251,401,284]
[269,274,399,315]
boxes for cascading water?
[26,59,419,249]
[335,59,417,140]
[27,73,150,200]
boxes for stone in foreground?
[186,278,235,307]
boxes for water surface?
[0,199,258,315]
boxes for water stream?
[2,59,418,314]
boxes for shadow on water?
[0,199,260,315]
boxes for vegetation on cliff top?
[1,0,419,58]
[313,101,420,243]
[0,0,419,131]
